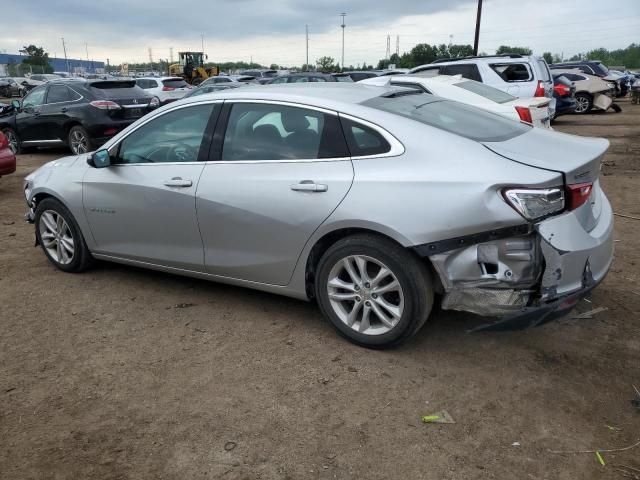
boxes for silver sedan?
[24,84,614,347]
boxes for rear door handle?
[163,177,193,188]
[290,181,328,192]
[60,107,68,113]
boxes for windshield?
[363,94,530,142]
[453,80,516,104]
[593,62,610,76]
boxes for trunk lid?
[483,129,609,230]
[89,80,153,120]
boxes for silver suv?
[410,54,555,114]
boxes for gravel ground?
[0,99,638,480]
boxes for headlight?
[502,187,565,221]
[23,180,32,203]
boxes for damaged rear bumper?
[416,190,614,331]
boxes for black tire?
[574,93,593,114]
[315,234,434,348]
[1,127,20,154]
[34,197,94,273]
[67,125,95,155]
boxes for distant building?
[0,53,105,76]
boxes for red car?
[0,131,16,177]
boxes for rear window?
[91,80,137,89]
[536,60,551,81]
[454,80,516,104]
[413,67,442,77]
[162,78,189,88]
[363,94,530,142]
[490,63,533,82]
[592,62,610,76]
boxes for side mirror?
[11,99,21,110]
[88,149,111,168]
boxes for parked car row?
[22,82,615,347]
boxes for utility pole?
[148,47,153,72]
[396,35,399,57]
[61,37,70,74]
[385,34,391,61]
[201,34,204,53]
[169,47,174,64]
[473,0,483,56]
[85,42,89,61]
[340,12,346,72]
[305,24,309,70]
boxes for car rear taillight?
[554,83,571,97]
[103,128,118,136]
[514,106,533,124]
[566,182,593,210]
[162,86,175,91]
[502,187,565,221]
[534,80,546,97]
[0,132,8,149]
[89,100,121,110]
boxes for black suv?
[0,79,159,155]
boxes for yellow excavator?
[169,51,219,85]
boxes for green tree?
[20,44,53,73]
[269,63,279,70]
[495,45,532,56]
[316,56,336,72]
[448,44,474,58]
[543,52,553,64]
[410,43,438,66]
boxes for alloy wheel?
[326,255,404,336]
[39,210,75,265]
[70,130,88,154]
[575,96,590,113]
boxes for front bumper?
[422,190,614,330]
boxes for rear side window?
[490,63,533,82]
[340,118,391,157]
[221,103,348,161]
[442,64,482,82]
[454,80,516,104]
[364,95,530,142]
[163,78,189,88]
[46,85,73,103]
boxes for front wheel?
[34,198,94,272]
[315,234,434,348]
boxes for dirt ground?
[0,99,638,480]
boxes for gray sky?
[3,0,639,66]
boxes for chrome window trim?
[102,98,404,166]
[338,112,405,159]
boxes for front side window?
[22,86,47,108]
[46,85,72,104]
[442,64,482,82]
[221,103,348,161]
[116,104,216,164]
[490,63,533,82]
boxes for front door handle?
[163,177,193,188]
[290,181,328,192]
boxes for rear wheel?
[574,93,593,114]
[68,125,94,155]
[1,128,20,154]
[34,198,94,273]
[315,234,433,348]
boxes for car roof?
[176,83,435,111]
